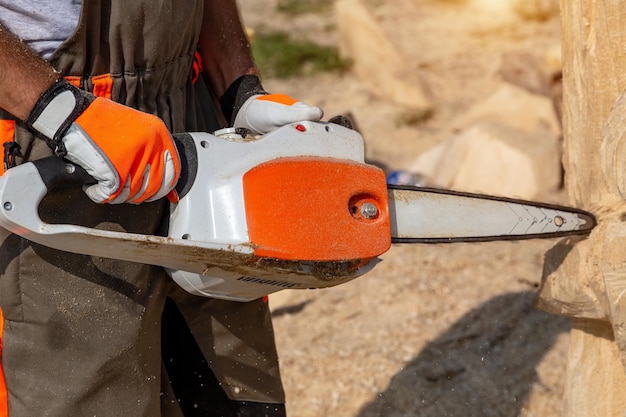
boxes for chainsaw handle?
[29,132,198,198]
[31,156,96,190]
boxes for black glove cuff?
[24,79,94,155]
[219,74,267,125]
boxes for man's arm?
[197,1,323,134]
[0,25,179,204]
[0,25,59,120]
[197,0,257,98]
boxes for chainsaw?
[0,121,596,301]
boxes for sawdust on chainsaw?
[237,1,569,416]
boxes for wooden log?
[563,320,626,416]
[537,1,626,416]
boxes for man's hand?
[25,80,180,204]
[220,75,323,135]
[234,93,324,135]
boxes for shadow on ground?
[356,291,570,417]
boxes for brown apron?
[0,1,285,416]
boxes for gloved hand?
[219,74,323,135]
[24,79,180,204]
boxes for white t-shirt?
[0,0,82,59]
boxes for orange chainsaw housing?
[243,157,391,262]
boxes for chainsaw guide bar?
[388,184,596,244]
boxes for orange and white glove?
[25,79,180,204]
[220,74,323,135]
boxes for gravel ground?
[237,1,570,416]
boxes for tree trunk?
[537,1,626,416]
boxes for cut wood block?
[408,121,561,199]
[335,0,432,111]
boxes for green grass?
[277,0,334,15]
[395,108,435,127]
[513,2,559,22]
[252,31,351,79]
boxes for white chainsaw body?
[167,122,390,300]
[0,122,391,301]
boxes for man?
[0,1,322,416]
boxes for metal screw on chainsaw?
[3,202,12,211]
[360,202,378,219]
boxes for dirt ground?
[236,1,571,416]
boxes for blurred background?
[237,1,568,416]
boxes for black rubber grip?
[172,133,198,199]
[30,133,198,198]
[32,156,95,190]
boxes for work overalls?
[0,2,285,416]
